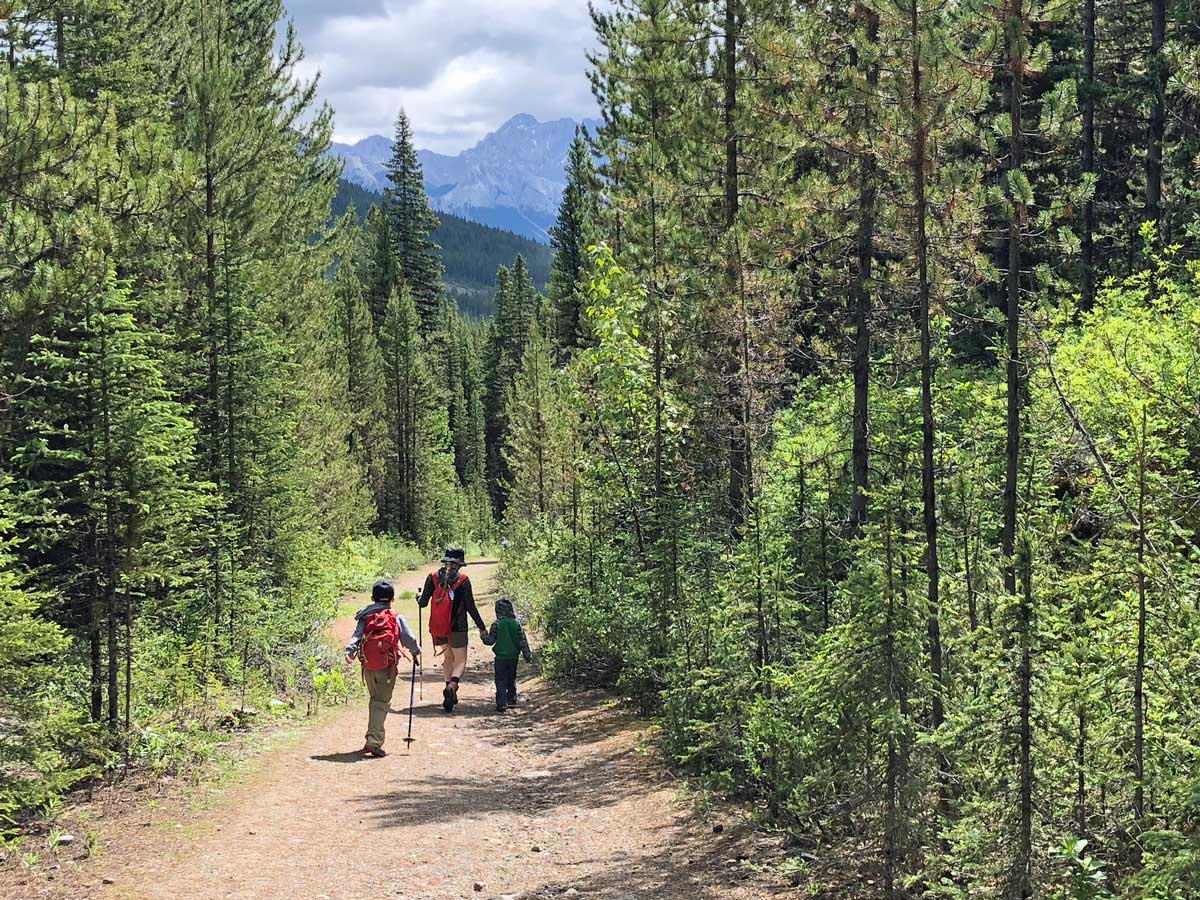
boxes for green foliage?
[0,0,457,831]
[1052,840,1115,900]
[501,2,1200,890]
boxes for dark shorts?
[432,631,469,649]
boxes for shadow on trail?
[309,749,369,764]
[516,847,746,900]
[356,679,660,830]
[354,742,652,829]
[398,675,639,755]
[471,680,641,757]
[514,817,790,900]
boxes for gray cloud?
[284,0,599,153]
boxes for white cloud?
[286,0,600,153]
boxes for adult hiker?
[345,580,420,757]
[417,547,487,712]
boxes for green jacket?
[482,598,533,662]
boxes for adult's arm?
[460,578,487,631]
[417,573,436,608]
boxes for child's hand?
[345,654,355,665]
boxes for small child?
[481,597,533,712]
[345,580,420,757]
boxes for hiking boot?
[495,705,507,714]
[442,684,455,713]
[363,744,386,758]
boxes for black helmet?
[371,580,395,602]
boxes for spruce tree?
[330,243,388,522]
[384,109,444,332]
[549,130,597,357]
[483,257,542,513]
[359,204,402,332]
[503,320,578,529]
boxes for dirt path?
[4,563,799,900]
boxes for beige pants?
[363,667,396,749]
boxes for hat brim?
[441,557,467,565]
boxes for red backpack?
[360,608,401,672]
[427,570,467,639]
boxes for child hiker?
[481,597,533,712]
[345,580,420,757]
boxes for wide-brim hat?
[441,547,467,566]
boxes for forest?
[332,177,554,317]
[0,0,523,834]
[3,0,1200,898]
[498,1,1200,898]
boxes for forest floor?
[2,561,803,900]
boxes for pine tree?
[329,242,388,523]
[503,321,578,527]
[549,129,597,357]
[359,204,402,332]
[379,288,422,537]
[483,257,542,513]
[443,308,488,493]
[384,109,444,332]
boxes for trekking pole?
[403,654,417,751]
[418,604,424,700]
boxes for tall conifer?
[383,109,444,332]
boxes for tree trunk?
[1081,0,1096,310]
[90,583,103,722]
[125,593,133,739]
[1133,408,1147,827]
[883,511,900,900]
[911,0,949,820]
[1145,0,1166,231]
[86,295,103,722]
[106,577,118,729]
[1002,1,1024,602]
[224,257,237,505]
[961,478,977,632]
[1003,4,1033,896]
[850,5,880,538]
[1018,538,1035,900]
[101,317,118,730]
[203,88,223,638]
[205,154,219,486]
[55,9,66,69]
[724,0,749,533]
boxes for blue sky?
[285,0,600,153]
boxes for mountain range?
[329,113,600,243]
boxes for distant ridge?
[329,113,600,243]
[332,179,552,319]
